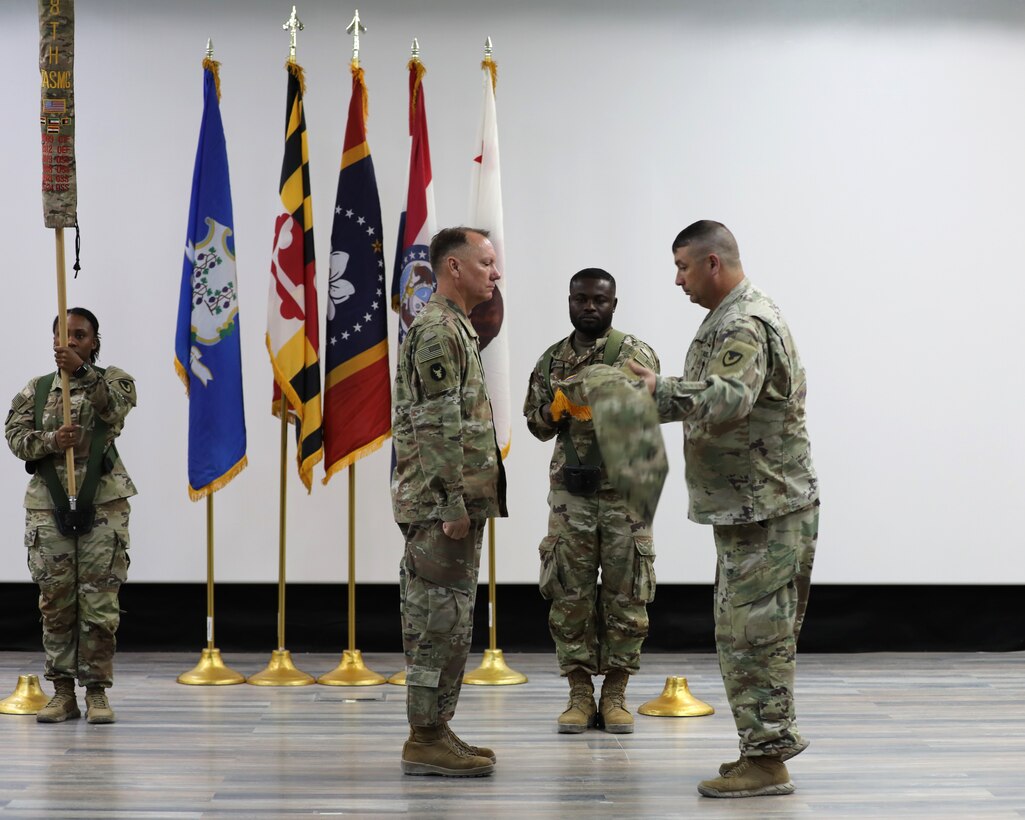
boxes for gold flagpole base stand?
[317,649,386,686]
[638,676,714,717]
[387,668,407,686]
[463,648,528,685]
[0,674,50,715]
[246,649,315,686]
[177,648,246,686]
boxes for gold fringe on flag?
[482,58,497,93]
[202,57,222,101]
[351,61,369,124]
[550,389,592,422]
[174,356,190,394]
[408,58,426,118]
[322,432,390,485]
[188,454,249,501]
[285,60,307,95]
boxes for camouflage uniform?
[524,329,660,675]
[5,366,137,688]
[392,293,506,726]
[654,278,818,759]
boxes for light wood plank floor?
[0,651,1022,818]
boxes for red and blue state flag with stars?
[323,62,391,482]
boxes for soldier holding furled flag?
[3,0,139,724]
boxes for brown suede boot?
[36,678,80,723]
[557,669,597,733]
[720,738,809,776]
[401,724,494,777]
[598,669,634,734]
[698,756,794,798]
[443,723,497,763]
[85,685,116,724]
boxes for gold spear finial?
[347,9,366,67]
[206,38,214,59]
[283,5,304,63]
[410,37,420,62]
[483,36,493,62]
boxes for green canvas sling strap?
[30,369,116,535]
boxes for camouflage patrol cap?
[553,364,667,523]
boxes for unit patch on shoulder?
[430,363,447,381]
[709,338,759,377]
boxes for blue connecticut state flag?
[174,59,248,499]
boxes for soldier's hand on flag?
[628,360,657,395]
[53,343,86,375]
[442,514,471,540]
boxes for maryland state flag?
[266,62,323,491]
[468,56,511,458]
[390,57,437,344]
[323,62,390,482]
[175,58,247,500]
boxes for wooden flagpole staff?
[38,0,78,505]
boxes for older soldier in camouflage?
[5,308,137,725]
[632,221,819,799]
[524,269,660,734]
[392,227,507,777]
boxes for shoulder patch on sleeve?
[415,342,445,364]
[709,338,759,377]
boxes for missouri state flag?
[468,55,512,458]
[323,61,390,482]
[266,61,323,491]
[390,56,437,344]
[174,57,248,500]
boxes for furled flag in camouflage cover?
[38,0,77,228]
[551,364,668,523]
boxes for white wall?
[1,0,1023,584]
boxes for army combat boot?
[720,737,809,776]
[698,756,794,798]
[401,724,494,777]
[598,669,634,733]
[85,685,116,724]
[36,678,80,723]
[442,722,496,763]
[557,669,597,733]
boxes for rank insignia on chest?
[430,363,447,381]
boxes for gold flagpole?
[178,40,245,687]
[463,38,525,686]
[248,390,313,684]
[318,462,385,685]
[178,492,245,684]
[464,518,526,685]
[316,10,383,688]
[248,7,314,688]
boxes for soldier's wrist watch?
[72,363,90,379]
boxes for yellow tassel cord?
[482,58,498,93]
[550,389,592,422]
[202,57,222,102]
[322,432,391,485]
[188,455,249,502]
[285,60,307,96]
[351,61,369,125]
